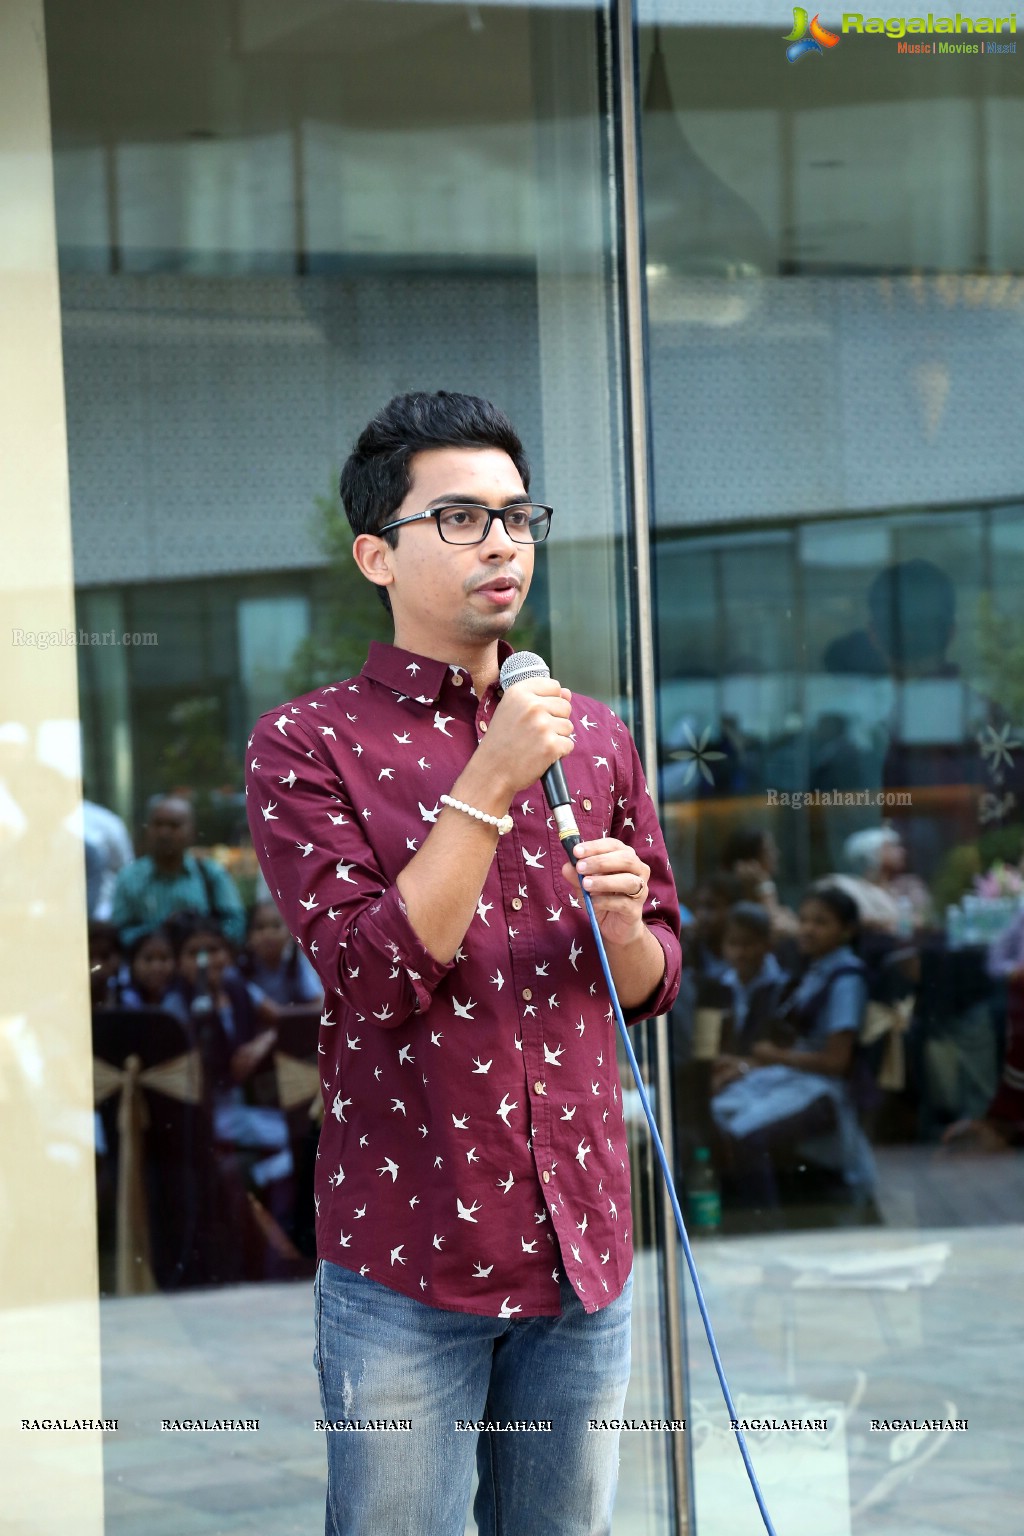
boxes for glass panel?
[640,9,1024,1535]
[42,0,675,1531]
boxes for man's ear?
[352,533,394,593]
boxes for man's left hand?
[562,839,650,948]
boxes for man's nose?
[480,514,517,554]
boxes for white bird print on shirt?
[359,1135,369,1148]
[543,1042,565,1067]
[373,1004,394,1023]
[261,801,279,821]
[466,1147,480,1165]
[327,810,348,826]
[433,712,454,736]
[452,998,476,1020]
[299,892,319,911]
[339,1232,352,1248]
[390,1098,406,1116]
[394,731,412,744]
[279,769,298,788]
[594,756,609,769]
[521,1236,538,1254]
[296,841,314,858]
[499,1297,522,1317]
[335,860,356,883]
[378,767,395,781]
[497,1171,514,1193]
[273,715,291,735]
[457,1198,481,1223]
[490,969,504,991]
[433,1234,445,1250]
[472,1057,492,1074]
[397,1043,414,1065]
[452,1112,470,1130]
[354,1205,366,1219]
[320,1009,335,1028]
[419,801,441,824]
[329,1164,345,1188]
[417,757,430,770]
[576,1139,591,1169]
[476,896,492,926]
[571,1244,582,1264]
[546,906,562,923]
[579,714,596,730]
[473,1261,494,1278]
[577,1213,589,1235]
[560,1105,577,1122]
[569,939,583,970]
[497,1093,517,1126]
[521,800,534,815]
[331,1094,352,1123]
[600,1250,610,1265]
[377,1157,399,1182]
[523,846,546,868]
[430,1031,443,1047]
[390,1245,407,1266]
[346,1034,360,1051]
[608,1199,618,1219]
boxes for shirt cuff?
[357,884,456,1017]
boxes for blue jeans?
[314,1260,633,1536]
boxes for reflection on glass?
[44,0,672,1531]
[642,9,1024,1534]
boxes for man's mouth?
[472,575,521,605]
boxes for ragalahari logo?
[785,7,842,58]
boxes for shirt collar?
[360,639,517,705]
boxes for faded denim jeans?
[314,1259,632,1535]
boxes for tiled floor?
[88,1147,1024,1535]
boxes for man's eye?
[441,509,477,527]
[505,510,532,530]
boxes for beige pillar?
[0,4,104,1532]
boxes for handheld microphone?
[498,651,581,855]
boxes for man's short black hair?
[340,392,531,615]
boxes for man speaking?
[245,391,681,1535]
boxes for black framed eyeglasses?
[376,502,553,546]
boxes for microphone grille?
[499,651,550,691]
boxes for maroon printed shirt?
[245,640,681,1316]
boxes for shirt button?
[542,1171,551,1184]
[511,897,523,912]
[582,798,592,812]
[534,1081,544,1094]
[522,988,533,1001]
[479,720,488,732]
[452,673,463,686]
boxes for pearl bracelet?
[439,794,513,836]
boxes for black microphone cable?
[499,651,780,1536]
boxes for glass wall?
[641,9,1024,1533]
[31,0,675,1531]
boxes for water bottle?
[686,1146,722,1235]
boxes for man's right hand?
[472,676,574,802]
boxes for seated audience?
[717,902,790,1055]
[711,883,874,1214]
[237,901,323,1011]
[163,912,294,1275]
[118,926,176,1010]
[88,921,123,1008]
[721,825,799,941]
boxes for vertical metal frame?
[612,2,691,1531]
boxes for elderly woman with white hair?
[827,826,931,934]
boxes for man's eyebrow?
[424,494,532,509]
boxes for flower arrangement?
[973,860,1024,900]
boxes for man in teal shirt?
[111,795,246,948]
